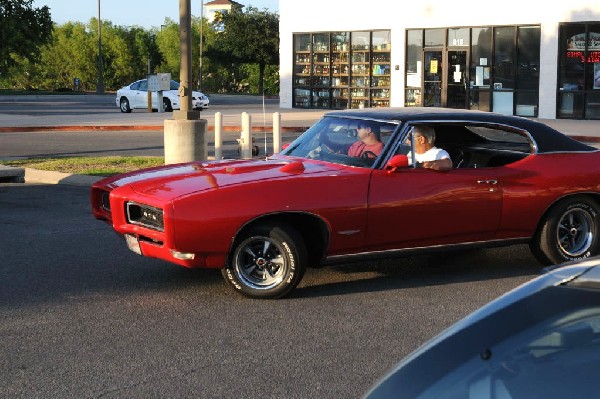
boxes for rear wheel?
[119,98,131,113]
[222,223,307,299]
[530,197,600,265]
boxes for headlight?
[126,202,164,231]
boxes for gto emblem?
[143,210,157,221]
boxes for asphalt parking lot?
[0,182,542,398]
[1,95,598,397]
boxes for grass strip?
[3,156,164,176]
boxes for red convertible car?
[91,108,600,299]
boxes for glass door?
[423,50,442,107]
[446,50,468,108]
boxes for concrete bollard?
[273,112,281,154]
[240,112,252,159]
[214,112,223,160]
[163,119,208,164]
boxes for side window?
[464,125,532,168]
[379,124,397,146]
[393,123,532,169]
[138,80,148,91]
[130,82,140,90]
[394,126,414,156]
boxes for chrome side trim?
[323,237,530,265]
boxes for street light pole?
[199,0,203,92]
[164,0,206,165]
[96,0,105,93]
[177,0,195,116]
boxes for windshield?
[280,116,399,168]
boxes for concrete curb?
[0,165,25,183]
[23,168,104,187]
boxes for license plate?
[125,234,142,255]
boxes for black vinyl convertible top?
[326,107,596,154]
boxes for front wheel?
[119,98,131,113]
[530,197,600,265]
[222,224,307,299]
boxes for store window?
[448,28,469,47]
[371,30,391,107]
[405,25,539,116]
[425,29,444,47]
[470,27,492,111]
[492,27,516,115]
[515,26,541,116]
[405,29,423,106]
[293,34,311,108]
[558,23,600,119]
[292,31,391,109]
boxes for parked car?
[90,108,600,299]
[363,257,600,399]
[116,79,209,113]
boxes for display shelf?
[312,89,330,109]
[370,99,390,108]
[293,31,391,110]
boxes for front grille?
[126,202,164,231]
[101,191,111,212]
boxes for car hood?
[97,156,344,202]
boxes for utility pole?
[96,0,105,94]
[177,0,195,116]
[199,0,204,91]
[163,0,207,164]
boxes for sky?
[32,0,279,29]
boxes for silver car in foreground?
[116,79,209,113]
[364,257,600,399]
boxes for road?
[0,182,542,398]
[0,93,325,130]
[0,94,560,397]
[0,94,319,160]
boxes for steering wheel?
[361,151,378,159]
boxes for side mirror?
[386,155,409,172]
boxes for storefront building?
[279,0,600,119]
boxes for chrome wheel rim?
[233,237,287,290]
[120,100,128,111]
[556,207,594,257]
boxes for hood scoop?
[279,161,305,173]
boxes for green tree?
[37,21,96,90]
[205,6,279,95]
[155,19,181,80]
[0,0,52,76]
